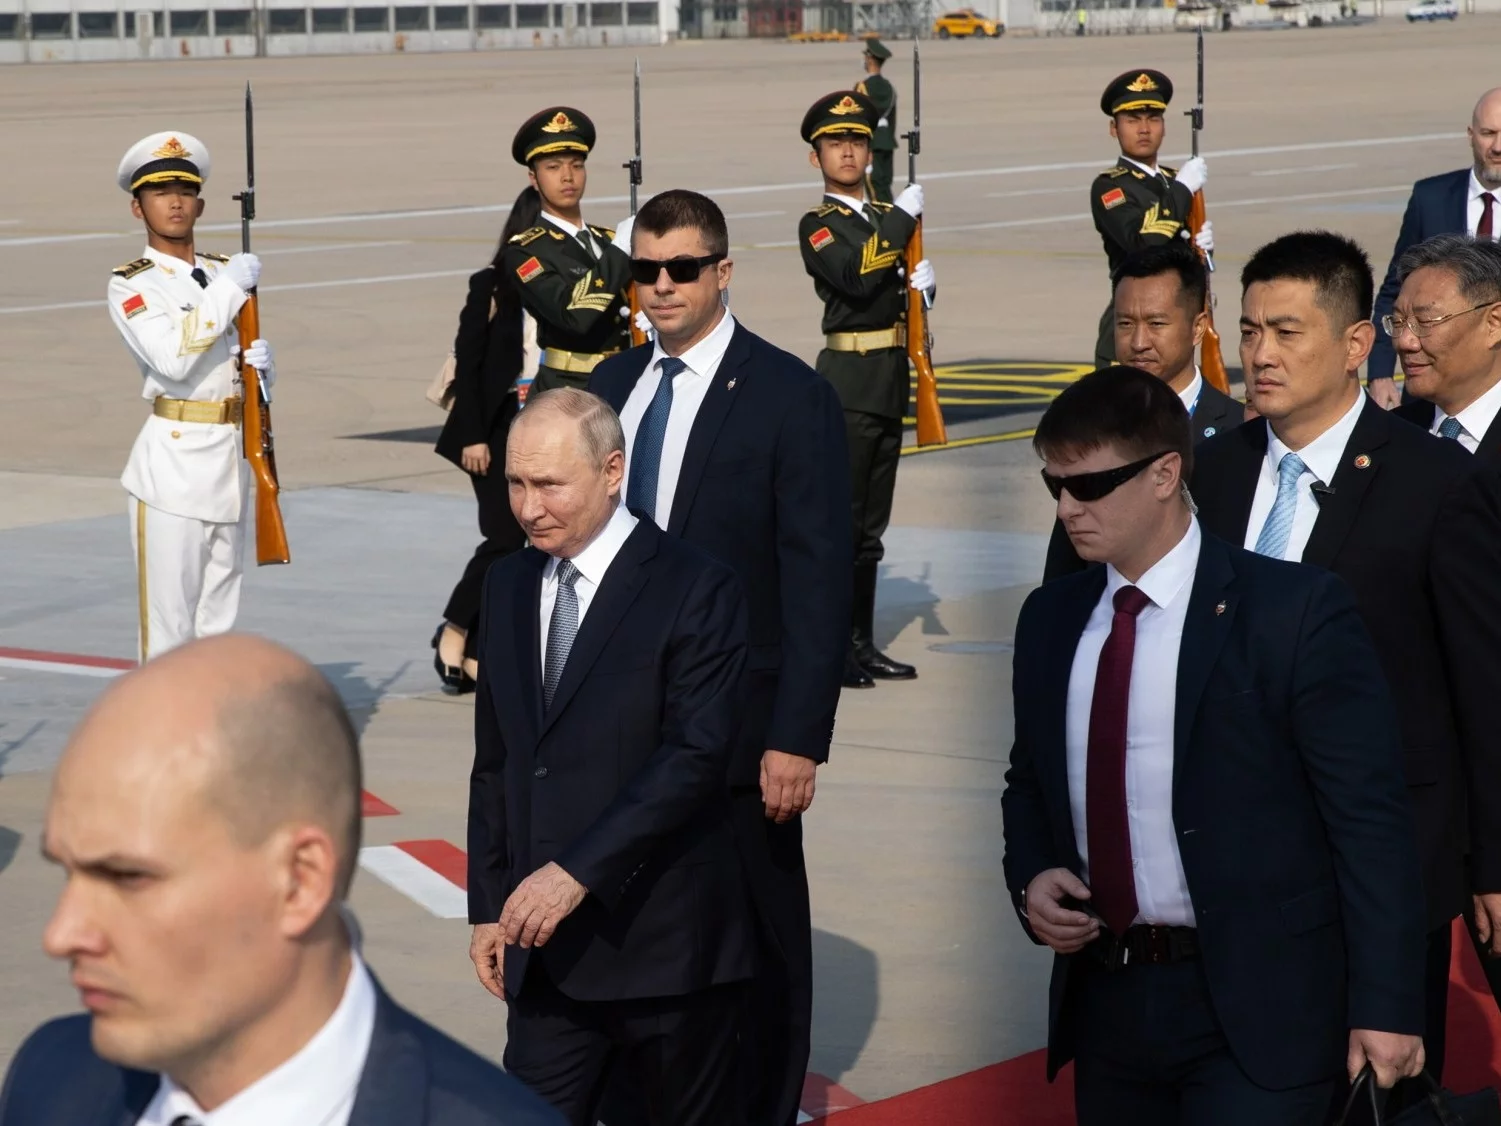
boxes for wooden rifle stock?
[629,288,646,347]
[907,218,946,447]
[1186,190,1230,395]
[236,292,290,565]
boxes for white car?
[1406,0,1458,20]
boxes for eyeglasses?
[1040,450,1174,503]
[628,253,725,286]
[1382,300,1498,339]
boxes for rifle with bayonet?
[1184,27,1230,395]
[904,45,946,448]
[232,82,290,565]
[625,58,647,347]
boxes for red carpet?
[815,919,1501,1123]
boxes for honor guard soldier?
[855,38,898,204]
[506,107,633,395]
[110,132,274,664]
[1090,69,1213,368]
[798,91,935,688]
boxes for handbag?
[1335,1064,1501,1125]
[426,294,499,412]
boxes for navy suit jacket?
[0,976,565,1126]
[1370,168,1472,381]
[468,519,757,1002]
[1395,396,1501,463]
[589,321,852,785]
[1002,531,1426,1090]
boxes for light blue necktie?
[1438,416,1464,441]
[1253,451,1308,560]
[627,357,685,521]
[542,560,580,710]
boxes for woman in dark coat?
[430,186,540,692]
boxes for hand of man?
[760,749,816,823]
[222,252,261,292]
[1348,1029,1425,1087]
[461,443,491,476]
[894,182,925,219]
[1176,156,1208,195]
[1193,220,1214,254]
[612,215,635,252]
[243,337,274,372]
[469,922,507,1001]
[1367,377,1402,410]
[499,861,588,949]
[909,258,936,292]
[1474,893,1501,957]
[1024,868,1102,954]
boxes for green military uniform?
[507,107,632,393]
[1090,70,1196,368]
[855,38,897,205]
[799,90,923,684]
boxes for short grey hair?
[512,387,625,468]
[1396,233,1501,304]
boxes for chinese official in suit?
[1369,88,1501,403]
[1043,244,1244,583]
[466,389,756,1126]
[1003,366,1426,1125]
[1189,231,1501,1098]
[2,634,562,1126]
[589,190,851,1126]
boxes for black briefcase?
[1336,1065,1501,1125]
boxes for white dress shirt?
[1468,170,1501,240]
[1433,373,1501,453]
[1066,518,1202,928]
[141,952,377,1126]
[539,502,639,679]
[825,190,875,219]
[542,210,600,257]
[619,310,737,529]
[1178,369,1204,416]
[1243,389,1367,561]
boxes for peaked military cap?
[800,90,878,145]
[1100,69,1173,116]
[512,107,596,165]
[863,37,892,61]
[117,131,210,194]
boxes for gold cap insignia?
[151,136,192,160]
[829,96,863,116]
[1126,73,1159,93]
[541,111,578,134]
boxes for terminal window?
[589,1,620,21]
[353,5,390,29]
[269,9,308,31]
[478,3,513,24]
[123,11,161,34]
[516,2,547,24]
[78,10,118,35]
[169,9,209,33]
[394,5,429,27]
[626,1,654,22]
[30,11,72,36]
[312,7,348,30]
[214,9,253,32]
[434,4,469,27]
[0,12,18,35]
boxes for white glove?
[909,258,935,292]
[1194,220,1215,254]
[633,309,654,337]
[612,215,635,252]
[221,252,261,292]
[894,182,925,219]
[1175,156,1208,195]
[243,337,274,372]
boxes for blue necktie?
[1253,451,1308,560]
[627,357,685,521]
[542,560,581,710]
[1438,416,1464,441]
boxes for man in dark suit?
[1369,87,1501,406]
[1191,229,1501,1093]
[589,189,850,1126]
[1005,366,1426,1124]
[467,389,755,1125]
[1,634,561,1126]
[1043,243,1243,582]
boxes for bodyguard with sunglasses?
[590,189,849,1126]
[1003,366,1426,1124]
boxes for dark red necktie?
[1480,193,1496,242]
[1086,585,1152,935]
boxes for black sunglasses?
[628,253,725,286]
[1040,450,1174,503]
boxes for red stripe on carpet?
[395,839,468,889]
[0,645,135,670]
[802,1072,867,1117]
[361,791,399,817]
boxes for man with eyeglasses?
[503,107,633,394]
[1004,365,1425,1123]
[797,89,936,690]
[589,189,850,1126]
[1189,230,1501,1100]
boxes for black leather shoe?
[431,623,476,694]
[843,646,875,689]
[855,635,917,680]
[851,561,916,680]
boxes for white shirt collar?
[542,211,589,240]
[1122,155,1162,178]
[646,310,737,381]
[1104,517,1201,612]
[1265,387,1367,487]
[824,190,871,215]
[148,952,377,1126]
[1439,371,1501,444]
[547,502,639,588]
[1470,169,1498,202]
[1178,370,1204,413]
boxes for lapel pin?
[726,378,737,390]
[1203,426,1216,438]
[1353,454,1371,470]
[1214,600,1226,616]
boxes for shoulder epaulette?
[112,257,154,279]
[810,201,853,218]
[855,80,868,95]
[510,226,549,246]
[870,201,894,212]
[1162,165,1179,177]
[1104,166,1131,179]
[198,252,230,263]
[587,223,615,240]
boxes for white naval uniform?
[108,246,264,663]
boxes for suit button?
[170,430,181,439]
[534,766,548,779]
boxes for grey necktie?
[543,560,581,709]
[1253,451,1308,560]
[575,229,598,260]
[862,203,878,227]
[1438,415,1464,441]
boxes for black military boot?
[852,561,916,680]
[843,642,875,689]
